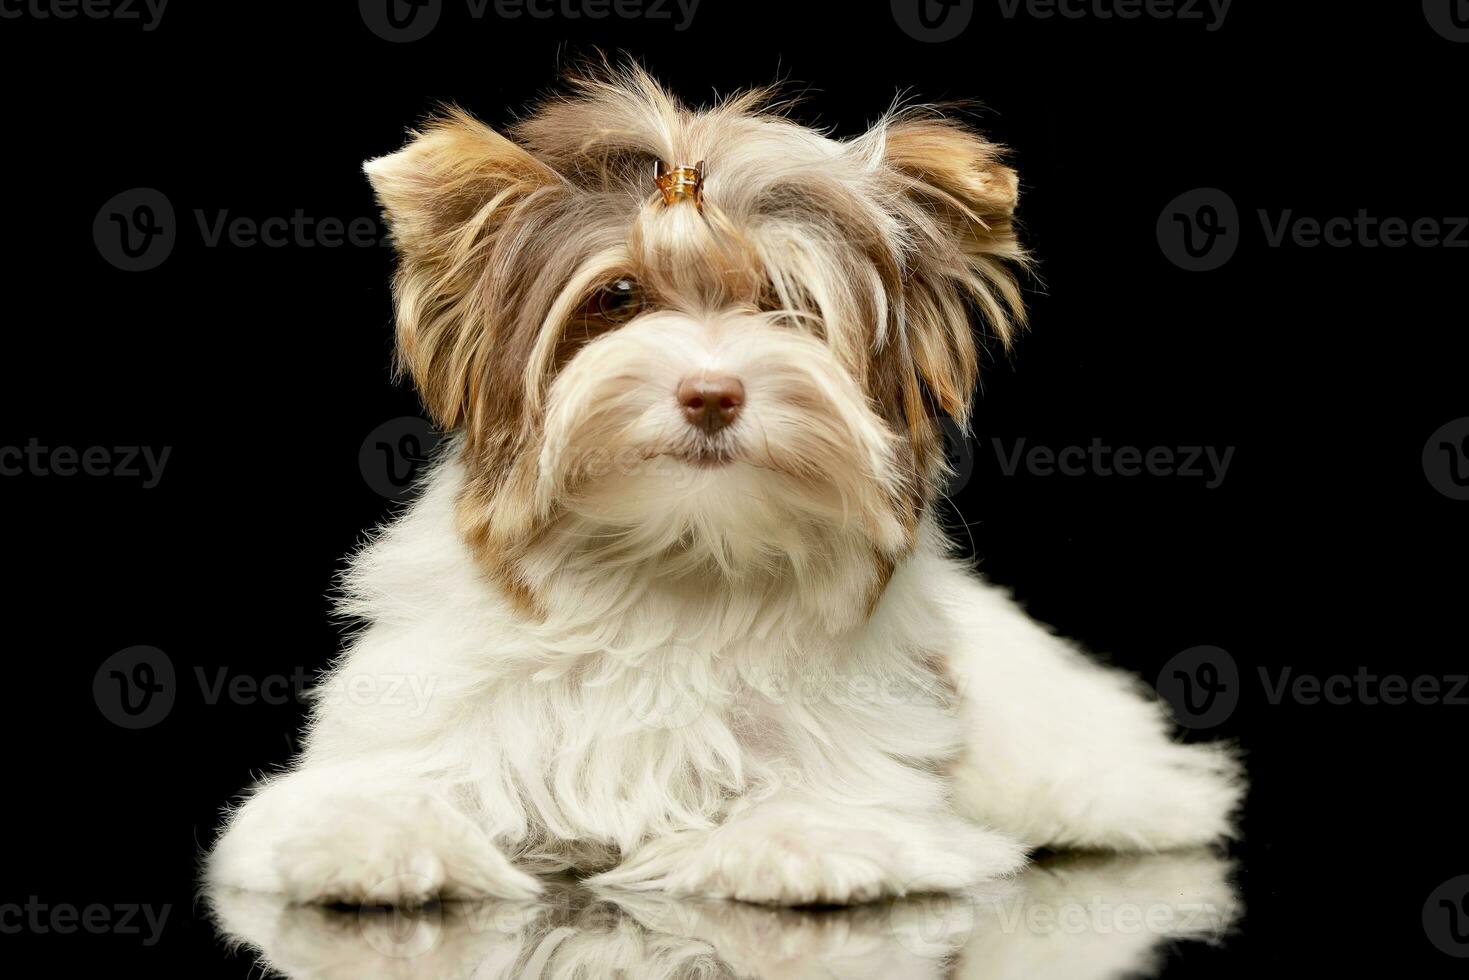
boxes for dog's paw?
[682,822,898,905]
[596,803,1025,906]
[211,792,540,905]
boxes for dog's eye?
[591,278,646,325]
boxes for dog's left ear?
[882,116,1028,428]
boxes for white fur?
[208,446,1241,906]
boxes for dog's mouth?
[670,443,737,469]
[643,428,742,469]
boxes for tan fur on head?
[365,61,1028,620]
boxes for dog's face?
[366,67,1025,607]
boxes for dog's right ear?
[364,108,558,253]
[364,109,562,430]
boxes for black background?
[1,1,1465,973]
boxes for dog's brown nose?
[677,375,744,434]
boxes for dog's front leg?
[207,757,540,905]
[593,791,1025,906]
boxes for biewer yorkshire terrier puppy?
[209,65,1242,907]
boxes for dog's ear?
[365,109,562,430]
[882,116,1027,427]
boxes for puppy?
[208,65,1242,907]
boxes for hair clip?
[654,160,706,210]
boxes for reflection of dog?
[208,63,1242,907]
[207,852,1239,979]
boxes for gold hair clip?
[654,160,706,210]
